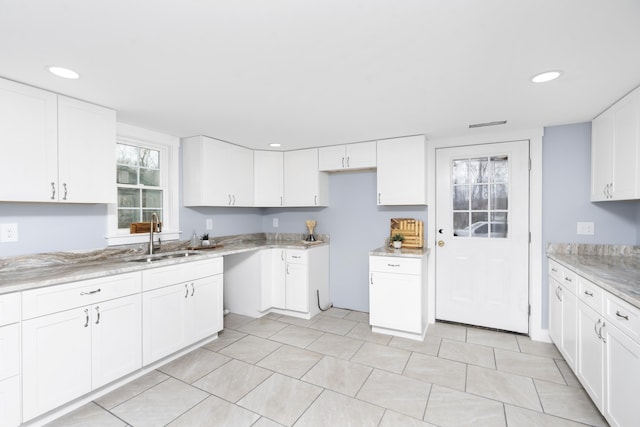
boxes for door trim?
[426,127,547,341]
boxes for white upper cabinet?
[182,136,254,206]
[0,78,57,202]
[318,141,376,171]
[591,87,640,201]
[377,135,427,205]
[57,96,116,203]
[254,150,284,207]
[284,148,329,206]
[0,78,116,203]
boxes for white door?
[435,140,529,333]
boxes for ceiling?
[1,0,639,150]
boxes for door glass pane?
[451,155,509,238]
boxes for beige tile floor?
[48,308,609,427]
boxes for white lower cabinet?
[0,375,21,427]
[142,260,223,365]
[369,254,427,340]
[22,294,141,421]
[0,293,21,427]
[576,301,605,411]
[548,261,578,369]
[548,257,640,427]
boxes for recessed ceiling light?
[48,66,80,79]
[269,143,281,148]
[531,70,562,83]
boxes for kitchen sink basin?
[127,250,203,263]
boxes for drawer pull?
[551,267,558,272]
[584,290,594,297]
[387,263,400,267]
[292,255,301,259]
[80,288,101,296]
[616,311,630,321]
[564,277,573,283]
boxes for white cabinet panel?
[370,271,421,333]
[548,262,577,369]
[377,135,427,205]
[57,96,116,203]
[182,136,254,206]
[91,294,142,389]
[318,141,376,171]
[0,375,20,427]
[0,293,20,327]
[0,324,19,381]
[604,322,640,427]
[142,283,186,365]
[577,301,605,410]
[284,149,329,206]
[0,78,58,202]
[254,151,284,207]
[22,307,92,421]
[285,262,308,313]
[186,275,223,344]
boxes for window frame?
[106,123,180,246]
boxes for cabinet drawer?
[142,257,223,292]
[0,293,20,327]
[605,294,640,342]
[548,260,563,283]
[370,256,421,275]
[577,277,603,312]
[0,323,19,380]
[560,268,577,294]
[22,272,141,320]
[286,250,307,264]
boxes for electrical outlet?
[577,221,595,235]
[0,223,18,242]
[273,218,279,228]
[205,218,213,230]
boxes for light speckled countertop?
[547,243,640,309]
[369,246,430,258]
[0,233,328,295]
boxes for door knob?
[438,240,445,247]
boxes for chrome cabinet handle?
[594,318,602,339]
[228,195,232,205]
[63,183,68,200]
[51,182,56,200]
[556,286,563,302]
[551,267,558,273]
[292,255,301,259]
[184,284,189,298]
[378,193,381,204]
[387,263,400,267]
[564,277,572,283]
[370,273,373,285]
[616,311,629,320]
[191,283,195,297]
[281,250,284,261]
[280,196,283,206]
[584,290,594,297]
[346,157,350,167]
[286,264,290,274]
[314,195,318,205]
[80,288,101,296]
[95,306,100,324]
[232,195,236,205]
[84,309,89,328]
[342,157,345,168]
[601,322,607,343]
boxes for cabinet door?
[228,143,254,206]
[0,78,58,202]
[318,145,346,171]
[591,110,614,201]
[377,135,426,205]
[286,262,308,313]
[610,89,639,200]
[346,141,376,169]
[142,284,186,365]
[254,151,284,206]
[577,302,604,410]
[284,149,328,206]
[370,271,421,333]
[92,295,142,389]
[562,288,578,369]
[548,280,562,347]
[0,324,19,381]
[0,376,20,427]
[185,275,223,345]
[604,323,640,427]
[58,96,116,203]
[22,307,92,421]
[260,249,286,310]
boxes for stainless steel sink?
[127,250,203,263]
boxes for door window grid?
[116,143,163,229]
[452,155,508,238]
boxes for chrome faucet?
[149,213,162,255]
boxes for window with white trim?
[106,123,180,246]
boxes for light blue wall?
[261,170,428,312]
[0,203,108,257]
[180,206,262,240]
[541,122,640,328]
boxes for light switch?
[205,218,213,230]
[273,218,279,228]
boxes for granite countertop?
[546,243,640,310]
[0,233,328,295]
[369,246,430,258]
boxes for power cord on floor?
[317,289,333,312]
